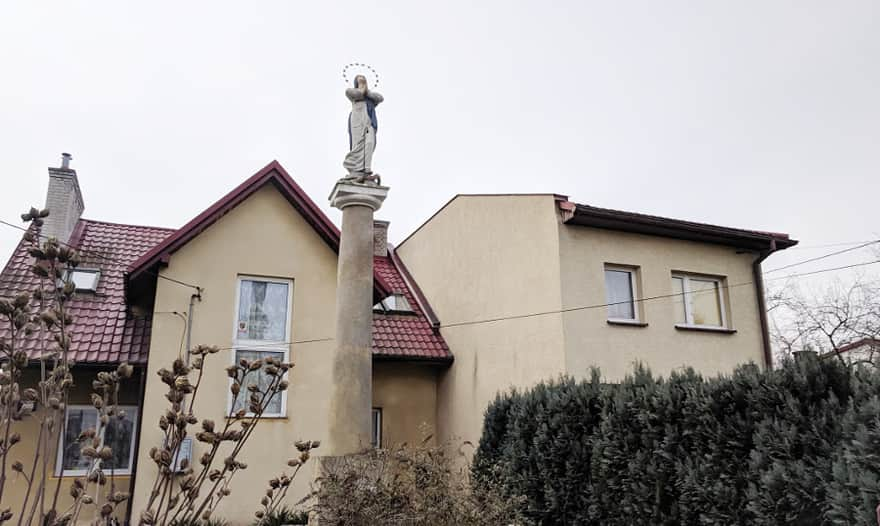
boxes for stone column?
[327,181,389,455]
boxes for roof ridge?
[79,217,177,232]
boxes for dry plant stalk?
[0,208,131,526]
[138,346,300,525]
[310,439,528,526]
[254,440,319,524]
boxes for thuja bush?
[473,358,880,525]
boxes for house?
[820,338,880,365]
[0,157,796,524]
[395,194,797,448]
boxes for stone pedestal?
[326,181,389,456]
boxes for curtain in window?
[61,408,91,472]
[672,277,687,324]
[237,280,289,342]
[60,407,137,474]
[103,412,136,471]
[605,270,635,320]
[690,279,722,326]
[232,350,284,414]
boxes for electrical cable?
[0,218,202,292]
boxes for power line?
[214,337,335,352]
[439,259,880,329]
[764,240,880,274]
[165,260,880,351]
[788,240,878,250]
[6,216,876,335]
[0,218,201,292]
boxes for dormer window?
[66,269,101,292]
[374,293,413,314]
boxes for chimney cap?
[61,153,72,169]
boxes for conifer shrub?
[473,358,880,525]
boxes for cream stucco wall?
[130,184,339,525]
[397,194,768,451]
[396,195,567,449]
[557,223,765,381]
[372,362,437,447]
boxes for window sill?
[225,414,288,420]
[607,319,648,328]
[55,471,132,479]
[674,324,737,334]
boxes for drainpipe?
[753,239,777,370]
[125,367,148,525]
[185,288,203,365]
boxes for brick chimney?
[373,220,389,256]
[43,153,85,243]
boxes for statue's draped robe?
[344,88,383,176]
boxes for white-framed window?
[671,274,727,328]
[371,408,382,448]
[58,269,101,292]
[604,265,638,321]
[373,293,413,314]
[56,405,138,477]
[230,276,293,417]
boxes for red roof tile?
[372,251,451,362]
[1,224,451,365]
[0,220,174,364]
[128,161,392,301]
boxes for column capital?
[329,181,390,211]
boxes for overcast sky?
[1,1,878,291]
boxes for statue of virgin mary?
[343,75,383,182]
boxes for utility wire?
[213,337,336,352]
[141,258,880,348]
[764,240,880,274]
[439,259,880,329]
[788,240,878,250]
[5,217,877,335]
[0,218,202,292]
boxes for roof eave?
[372,353,454,365]
[125,161,392,300]
[564,203,798,251]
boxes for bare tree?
[770,276,880,367]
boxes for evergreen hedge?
[472,358,880,525]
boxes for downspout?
[124,367,148,525]
[185,288,203,365]
[753,239,777,370]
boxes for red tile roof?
[128,161,392,301]
[0,220,174,364]
[1,211,451,365]
[373,251,452,362]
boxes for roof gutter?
[753,239,777,370]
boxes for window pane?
[237,280,289,341]
[671,277,687,324]
[605,270,635,320]
[372,408,382,448]
[70,270,100,291]
[690,279,723,326]
[61,408,97,472]
[233,350,284,415]
[102,408,137,471]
